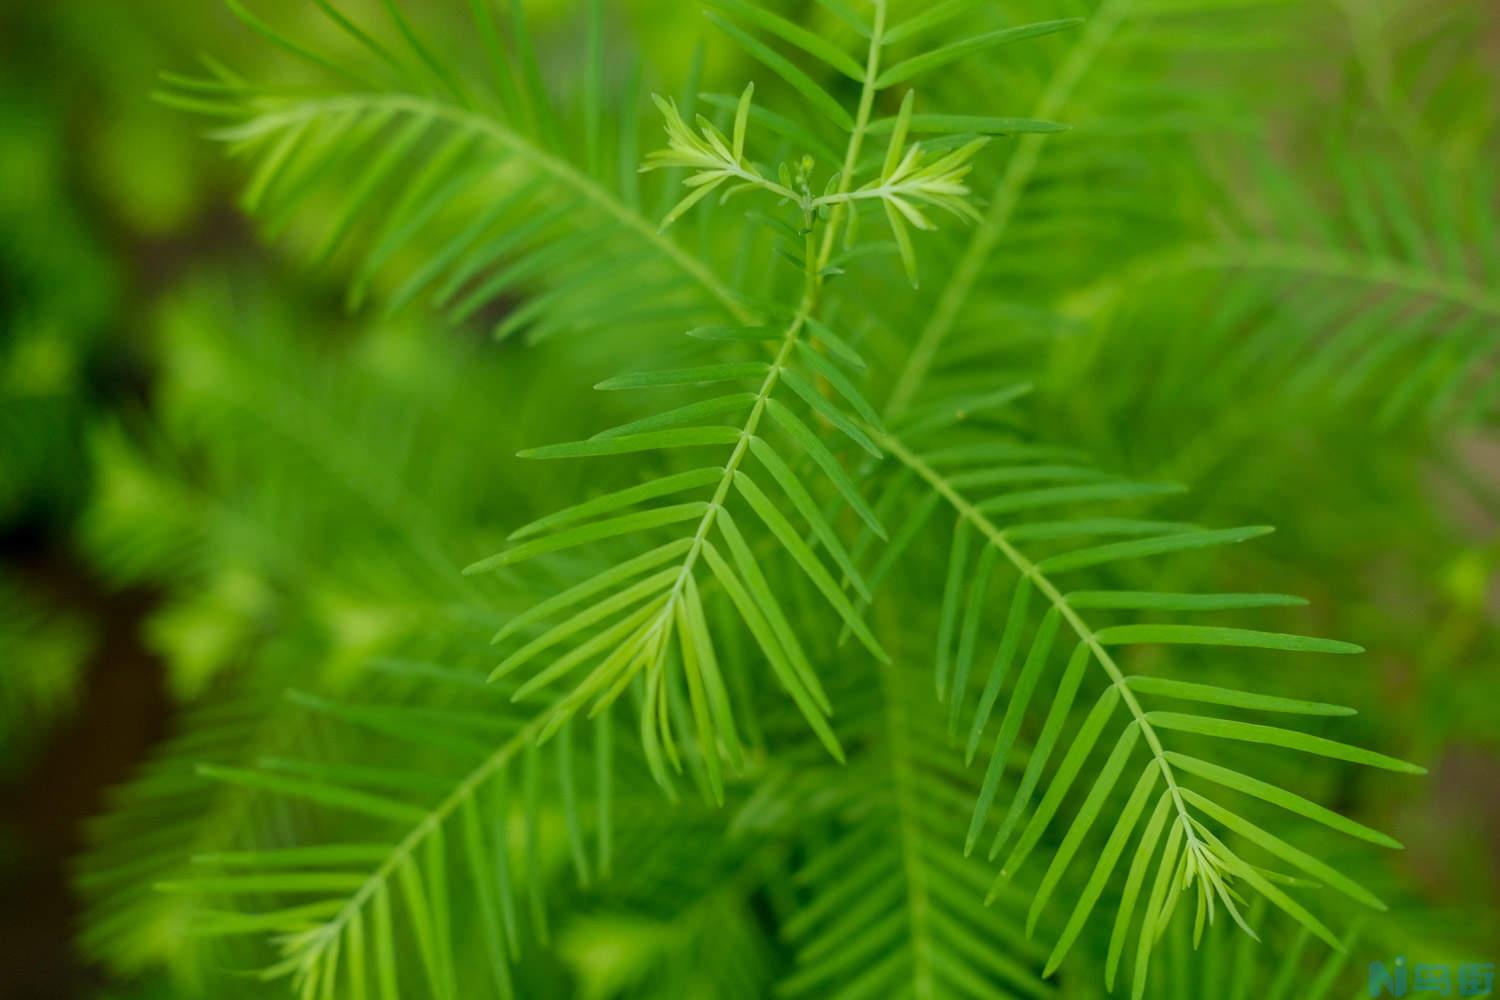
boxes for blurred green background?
[0,0,1497,997]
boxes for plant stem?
[816,0,887,271]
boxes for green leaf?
[682,574,744,768]
[967,608,1060,855]
[949,544,998,734]
[697,93,842,165]
[1097,624,1363,654]
[595,362,769,390]
[1188,810,1347,949]
[803,316,868,371]
[461,798,517,998]
[867,114,1070,136]
[794,341,883,428]
[1004,518,1195,543]
[1001,688,1125,877]
[765,398,885,537]
[1131,816,1185,1000]
[1126,676,1355,716]
[466,502,709,572]
[1165,752,1401,848]
[714,509,831,715]
[686,324,777,342]
[778,369,882,459]
[674,596,725,804]
[704,12,855,130]
[491,567,678,682]
[592,394,758,439]
[732,80,754,160]
[703,0,866,80]
[491,539,693,643]
[1147,713,1426,774]
[1038,526,1274,573]
[1106,791,1174,989]
[660,181,723,230]
[1184,789,1386,912]
[935,517,973,702]
[883,90,915,180]
[508,469,723,539]
[517,427,743,460]
[1042,763,1159,973]
[1068,591,1307,611]
[700,540,843,761]
[198,765,424,823]
[884,199,920,287]
[747,437,871,601]
[979,480,1185,516]
[987,641,1091,859]
[874,19,1083,88]
[965,577,1031,762]
[733,471,889,662]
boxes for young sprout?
[641,82,798,230]
[643,85,985,284]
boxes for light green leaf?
[1069,591,1307,611]
[1184,789,1386,912]
[1126,676,1354,716]
[1041,762,1159,973]
[1097,624,1363,655]
[747,437,871,601]
[705,12,855,130]
[700,540,843,761]
[979,480,1185,516]
[595,363,769,390]
[1038,526,1273,573]
[778,368,882,457]
[592,394,758,439]
[875,19,1083,88]
[466,502,709,572]
[867,114,1070,135]
[491,539,693,643]
[1106,791,1174,989]
[803,316,868,371]
[733,471,888,662]
[1148,712,1425,773]
[508,469,722,540]
[967,608,1060,855]
[794,340,882,427]
[1166,752,1400,848]
[516,427,742,460]
[704,0,865,80]
[765,398,885,537]
[1002,689,1126,877]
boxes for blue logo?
[1369,956,1495,997]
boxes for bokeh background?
[1,0,1497,997]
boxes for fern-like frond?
[73,284,537,980]
[77,692,301,982]
[1071,145,1500,430]
[853,394,1422,999]
[463,6,1059,795]
[159,0,753,337]
[879,0,1306,413]
[161,668,624,998]
[776,660,1053,1000]
[467,306,893,791]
